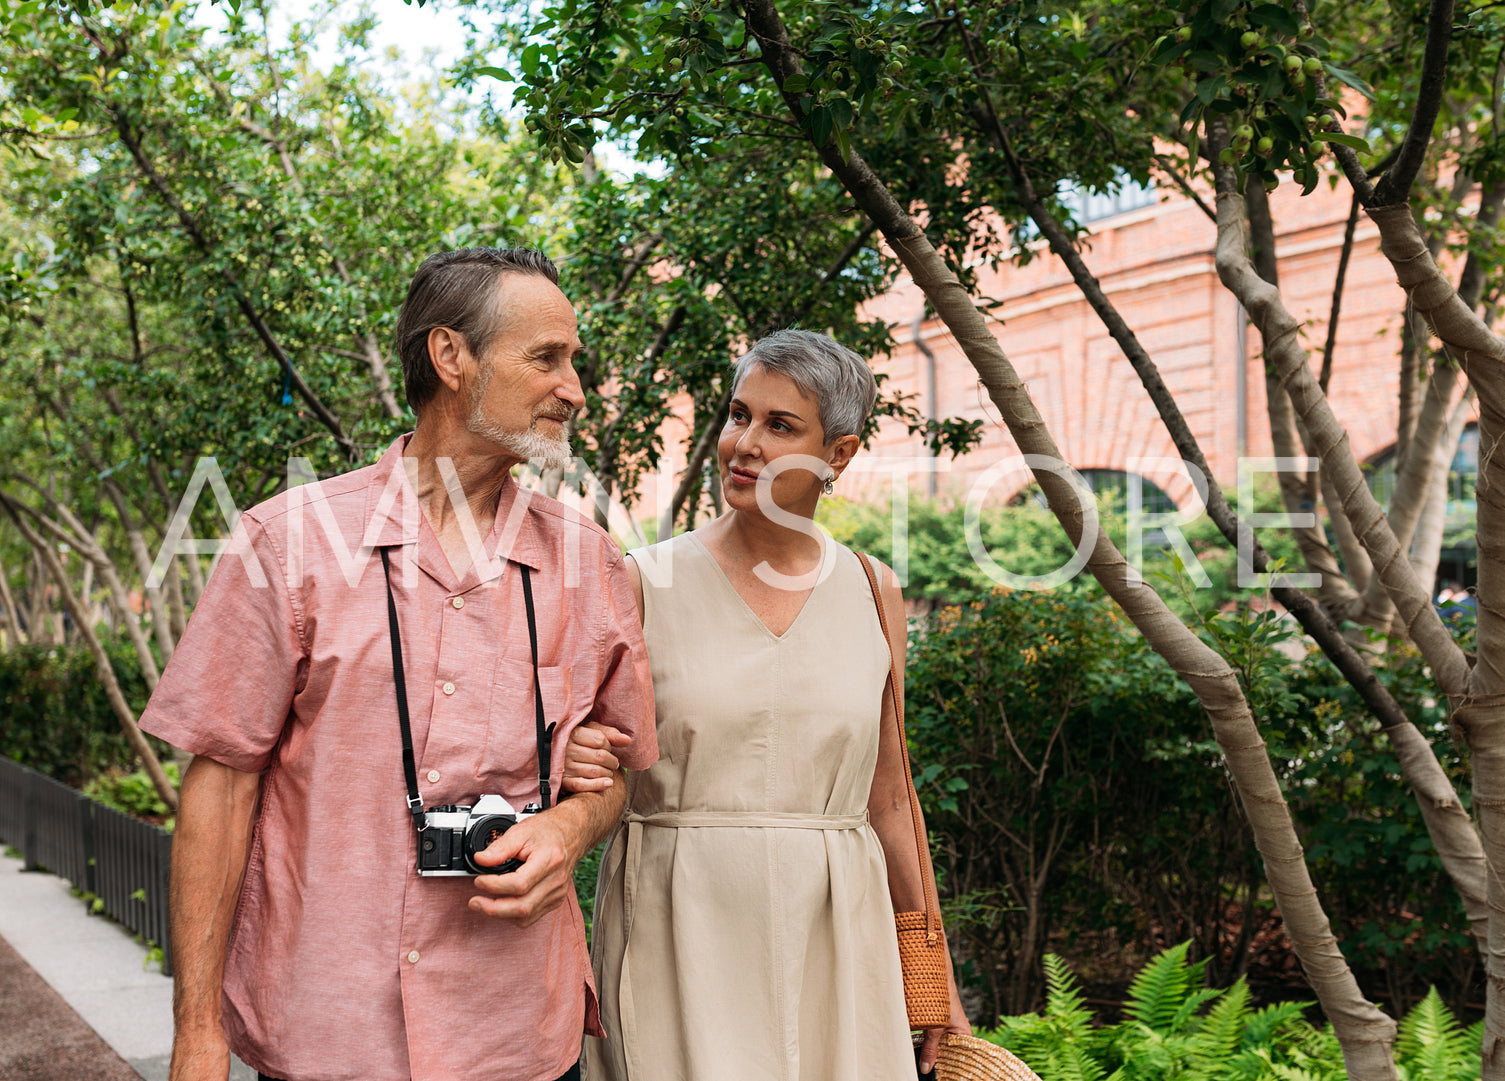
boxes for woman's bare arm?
[864,559,970,1073]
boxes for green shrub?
[83,760,180,826]
[0,639,159,786]
[985,944,1480,1080]
[905,583,1257,1017]
[817,487,1303,614]
[904,582,1475,1019]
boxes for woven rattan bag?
[859,553,952,1030]
[912,1033,1044,1081]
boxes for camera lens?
[463,814,515,872]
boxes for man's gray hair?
[393,247,560,412]
[731,329,878,442]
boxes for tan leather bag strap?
[858,552,940,945]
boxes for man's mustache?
[535,406,576,424]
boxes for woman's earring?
[822,473,836,496]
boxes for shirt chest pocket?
[480,661,580,796]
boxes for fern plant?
[974,944,1481,1080]
[1393,989,1479,1081]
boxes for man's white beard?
[466,364,573,470]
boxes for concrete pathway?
[0,850,254,1081]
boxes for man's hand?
[468,806,590,926]
[561,721,629,793]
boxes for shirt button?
[426,769,440,784]
[442,681,456,696]
[407,950,420,964]
[451,596,465,610]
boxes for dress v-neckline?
[689,531,833,642]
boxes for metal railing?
[0,756,172,976]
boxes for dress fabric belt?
[615,809,869,1080]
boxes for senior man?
[141,248,656,1081]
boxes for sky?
[192,0,648,175]
[194,0,485,88]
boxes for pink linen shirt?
[141,435,656,1081]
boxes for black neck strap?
[519,563,554,810]
[380,548,554,834]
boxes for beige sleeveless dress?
[583,531,914,1081]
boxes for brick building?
[853,178,1420,510]
[621,175,1473,552]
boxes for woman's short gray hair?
[731,329,878,442]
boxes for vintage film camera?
[416,795,541,877]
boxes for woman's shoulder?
[626,530,712,595]
[627,529,703,564]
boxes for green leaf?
[1315,131,1369,151]
[782,73,809,94]
[471,66,514,82]
[1323,62,1376,101]
[1195,75,1227,106]
[520,43,542,78]
[1248,5,1301,36]
[829,96,854,131]
[1300,160,1319,195]
[833,124,851,164]
[809,104,833,147]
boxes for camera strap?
[380,547,425,832]
[379,547,554,835]
[519,564,554,811]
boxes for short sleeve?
[589,550,657,771]
[139,515,305,774]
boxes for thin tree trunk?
[41,399,180,663]
[145,457,205,611]
[1215,189,1469,692]
[103,477,175,662]
[0,550,24,647]
[1410,386,1475,589]
[1397,316,1425,470]
[7,490,162,693]
[0,497,177,810]
[1213,174,1484,1073]
[1322,464,1374,592]
[659,385,732,541]
[968,51,1479,963]
[1357,363,1460,625]
[1361,180,1504,627]
[1319,193,1362,394]
[25,549,50,643]
[1245,181,1355,606]
[1363,200,1505,1072]
[744,6,1400,1072]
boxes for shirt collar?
[361,434,545,576]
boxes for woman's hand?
[916,976,971,1075]
[561,721,631,793]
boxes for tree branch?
[1372,0,1456,206]
[107,106,357,458]
[0,490,177,809]
[1320,192,1362,395]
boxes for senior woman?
[565,329,969,1080]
